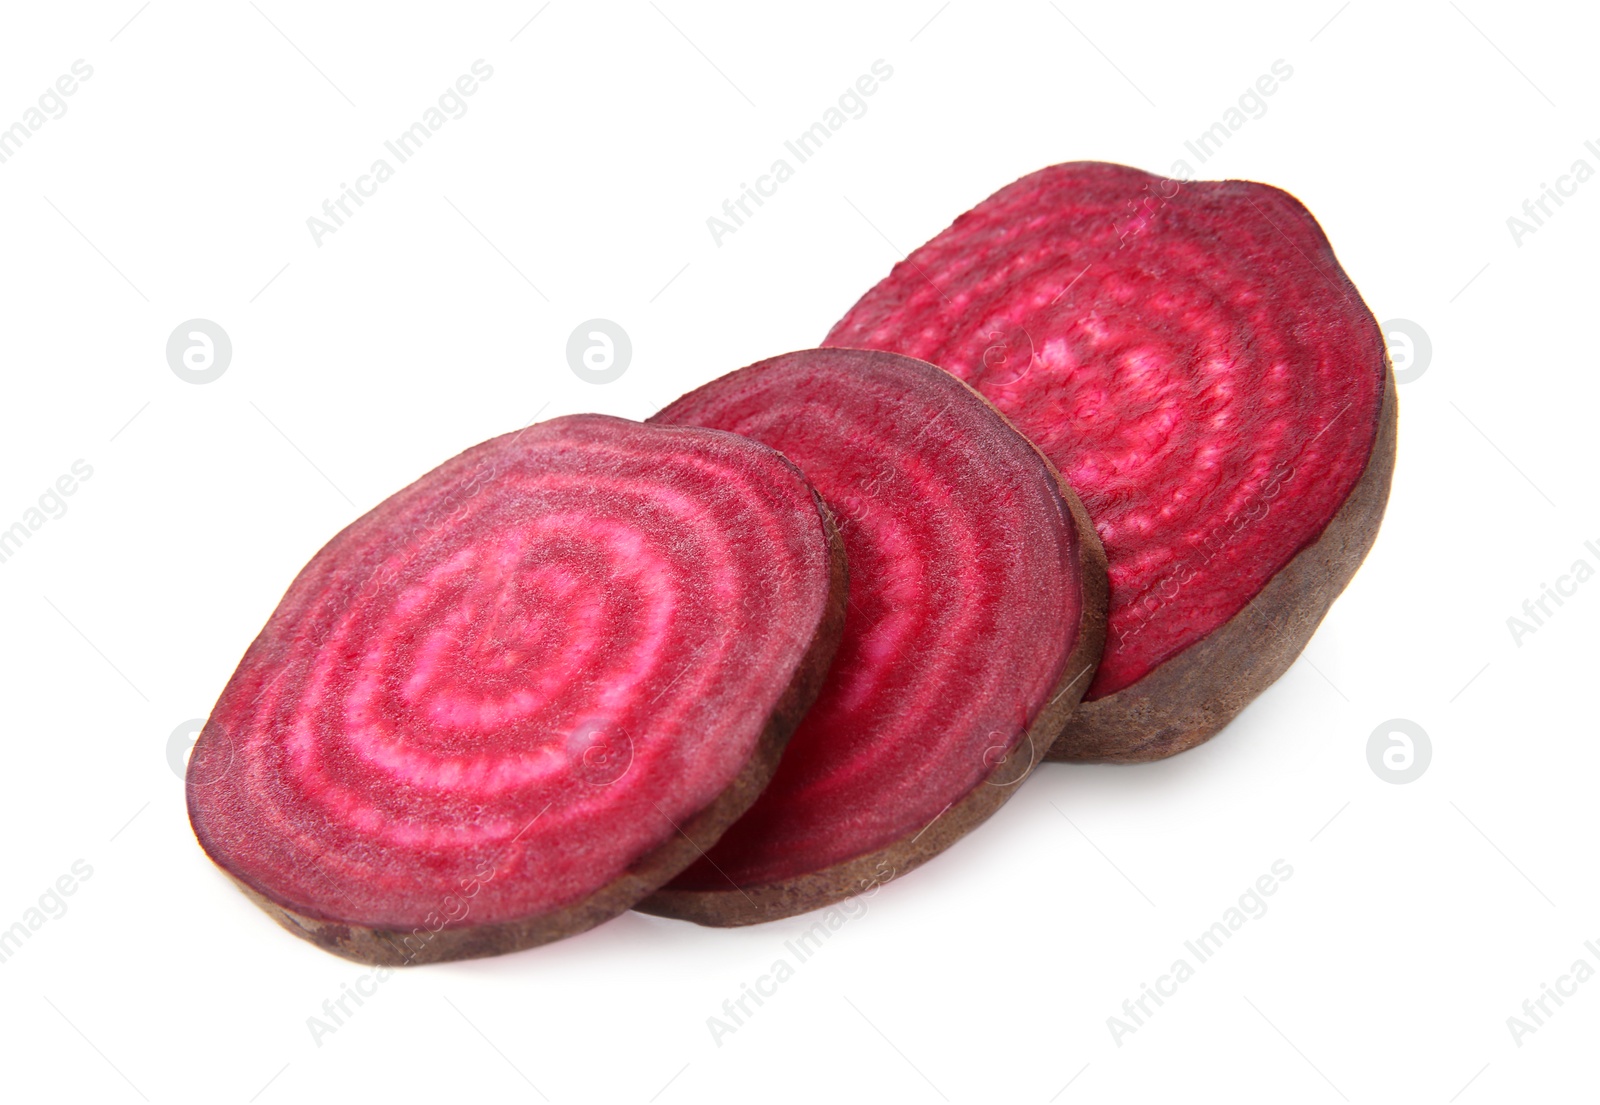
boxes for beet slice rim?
[639,349,1107,924]
[825,161,1394,761]
[187,414,847,963]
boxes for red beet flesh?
[643,349,1105,917]
[826,162,1388,709]
[187,414,843,960]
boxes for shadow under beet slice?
[187,414,846,965]
[826,161,1397,762]
[639,349,1107,925]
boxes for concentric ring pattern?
[655,350,1084,889]
[188,415,836,930]
[825,162,1387,699]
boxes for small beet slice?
[187,414,846,964]
[639,349,1107,925]
[826,161,1396,762]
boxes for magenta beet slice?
[639,349,1107,925]
[826,161,1396,762]
[187,414,845,964]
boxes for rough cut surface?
[188,414,846,963]
[640,349,1106,924]
[825,161,1392,760]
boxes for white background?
[0,2,1594,1102]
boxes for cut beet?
[826,162,1396,762]
[187,414,846,964]
[639,349,1106,925]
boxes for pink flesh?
[654,350,1082,890]
[187,415,834,929]
[825,162,1386,698]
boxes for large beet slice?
[187,414,846,964]
[640,349,1107,925]
[826,162,1396,762]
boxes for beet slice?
[638,349,1107,925]
[187,414,846,964]
[825,162,1396,762]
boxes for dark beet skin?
[187,415,846,964]
[639,349,1106,924]
[825,162,1394,761]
